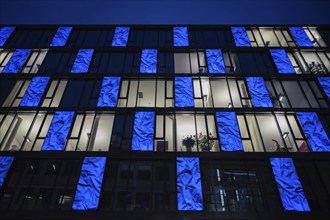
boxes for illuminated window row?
[1,48,329,75]
[1,77,328,109]
[0,111,329,152]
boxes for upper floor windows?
[1,77,328,109]
[2,26,329,48]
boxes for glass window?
[174,50,207,74]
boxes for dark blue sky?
[0,0,329,25]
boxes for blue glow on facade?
[41,111,75,151]
[246,77,273,107]
[206,49,225,74]
[270,49,295,74]
[175,77,194,107]
[71,49,94,73]
[140,49,157,73]
[216,112,244,151]
[0,27,15,46]
[97,77,121,107]
[20,76,50,107]
[270,158,310,211]
[2,49,31,73]
[296,112,330,152]
[177,157,203,211]
[173,27,189,47]
[112,27,130,47]
[132,112,155,151]
[231,27,251,47]
[50,27,72,47]
[72,157,107,210]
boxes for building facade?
[0,25,330,219]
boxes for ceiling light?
[282,132,289,139]
[228,103,233,108]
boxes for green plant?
[197,132,215,151]
[182,135,196,148]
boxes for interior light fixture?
[23,136,31,142]
[279,94,284,101]
[228,103,233,108]
[203,95,208,101]
[282,132,289,139]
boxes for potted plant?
[182,135,196,152]
[197,132,215,152]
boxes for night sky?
[0,0,329,25]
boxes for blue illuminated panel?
[206,49,225,74]
[0,27,15,46]
[270,49,295,74]
[175,77,194,107]
[296,112,330,152]
[41,112,75,151]
[231,27,251,47]
[140,49,157,73]
[318,77,330,100]
[0,156,14,189]
[20,76,50,107]
[2,49,31,73]
[71,49,94,73]
[112,27,130,47]
[289,27,314,47]
[72,157,106,210]
[97,77,120,107]
[177,157,203,211]
[173,27,189,47]
[216,112,244,151]
[50,27,72,47]
[246,77,273,107]
[132,112,155,151]
[270,158,310,211]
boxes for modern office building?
[0,25,329,220]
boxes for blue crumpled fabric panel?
[0,27,15,46]
[112,27,130,47]
[270,49,295,74]
[246,77,273,107]
[289,27,314,47]
[72,157,106,210]
[296,112,330,152]
[216,112,244,151]
[231,27,251,47]
[50,27,72,47]
[318,77,330,100]
[20,76,50,107]
[206,49,226,74]
[2,49,31,74]
[173,27,189,47]
[177,157,203,211]
[132,112,155,151]
[0,156,14,189]
[140,49,157,73]
[175,77,194,107]
[270,158,310,211]
[71,49,94,73]
[41,111,75,151]
[97,77,121,107]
